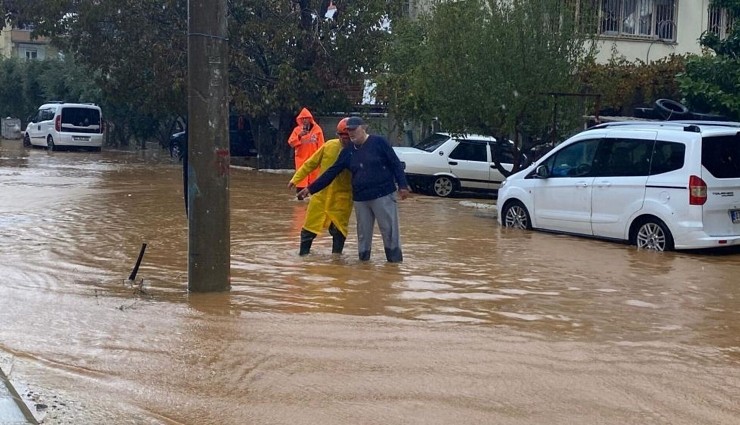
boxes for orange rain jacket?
[288,108,325,188]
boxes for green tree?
[0,56,101,122]
[380,0,597,175]
[228,0,402,168]
[677,0,740,120]
[14,0,400,158]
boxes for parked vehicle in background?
[393,133,525,197]
[23,102,104,151]
[497,121,740,251]
[169,114,257,160]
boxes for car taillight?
[689,175,707,205]
[100,120,105,134]
[55,115,61,132]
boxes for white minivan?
[497,121,740,251]
[23,102,104,151]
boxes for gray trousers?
[354,192,403,262]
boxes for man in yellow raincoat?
[288,107,325,191]
[288,118,353,255]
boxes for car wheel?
[23,133,31,147]
[432,176,456,197]
[633,219,674,251]
[502,200,532,230]
[47,135,55,151]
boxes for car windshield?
[413,133,449,152]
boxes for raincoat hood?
[295,108,317,126]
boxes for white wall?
[594,0,712,63]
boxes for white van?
[23,102,104,151]
[497,121,740,251]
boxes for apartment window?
[708,6,735,39]
[600,0,676,41]
[24,49,38,60]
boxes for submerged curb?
[0,365,37,425]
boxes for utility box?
[1,118,22,140]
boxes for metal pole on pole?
[187,0,230,292]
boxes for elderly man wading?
[298,117,410,263]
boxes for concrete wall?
[412,0,715,64]
[594,0,712,63]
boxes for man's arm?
[288,127,303,148]
[305,148,351,195]
[381,139,409,190]
[290,144,324,187]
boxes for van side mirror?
[535,164,550,179]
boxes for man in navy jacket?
[298,117,409,262]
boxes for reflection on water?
[1,139,739,424]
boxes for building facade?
[409,0,734,63]
[593,0,732,62]
[0,26,54,60]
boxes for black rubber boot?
[358,251,371,261]
[299,229,316,256]
[384,247,403,263]
[328,223,346,254]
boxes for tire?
[502,200,532,230]
[23,133,31,147]
[654,99,689,120]
[633,218,674,252]
[432,176,456,197]
[47,135,55,151]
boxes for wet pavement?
[1,138,739,424]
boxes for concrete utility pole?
[187,0,230,292]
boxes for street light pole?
[187,0,230,292]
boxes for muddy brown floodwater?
[1,139,739,425]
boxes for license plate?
[731,209,740,224]
[73,136,90,141]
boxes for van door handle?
[597,181,612,188]
[577,182,588,188]
[448,161,458,166]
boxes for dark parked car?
[169,114,257,160]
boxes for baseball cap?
[345,116,365,129]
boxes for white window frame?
[599,0,677,41]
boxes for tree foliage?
[677,0,740,120]
[0,56,100,121]
[228,0,401,168]
[379,0,598,174]
[580,54,686,116]
[8,0,400,160]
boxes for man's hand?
[288,181,296,190]
[297,187,311,200]
[398,188,410,200]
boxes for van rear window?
[61,107,101,134]
[702,134,740,178]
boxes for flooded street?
[1,138,739,424]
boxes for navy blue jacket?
[308,135,408,202]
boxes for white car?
[497,121,740,251]
[393,133,522,197]
[23,102,104,151]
